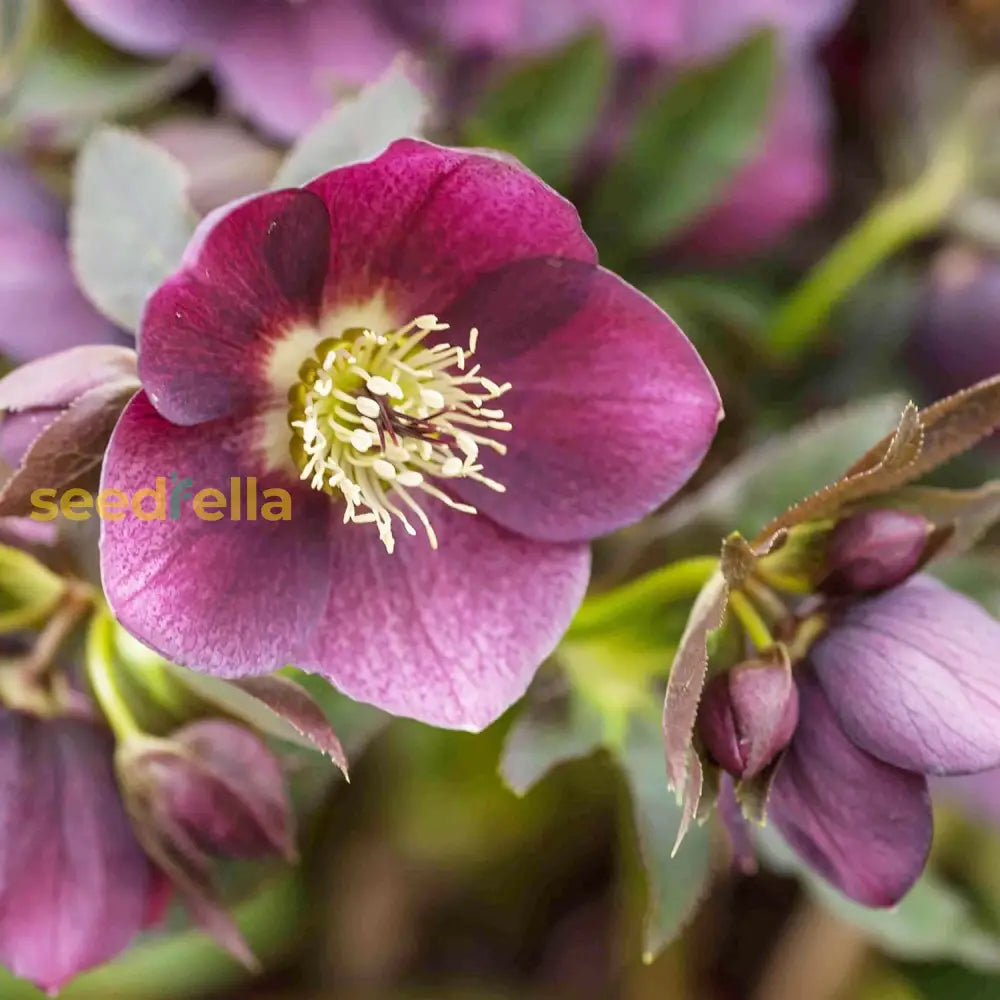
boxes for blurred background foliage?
[5,0,1000,997]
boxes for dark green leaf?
[499,687,605,796]
[589,29,777,249]
[464,31,611,189]
[620,713,712,960]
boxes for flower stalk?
[764,94,977,360]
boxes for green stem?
[86,608,141,739]
[765,123,974,361]
[567,556,718,638]
[728,590,774,651]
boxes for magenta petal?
[769,671,932,907]
[0,713,150,992]
[139,188,331,425]
[440,260,721,542]
[682,0,852,59]
[0,224,116,363]
[63,0,219,55]
[438,0,523,49]
[305,139,596,320]
[100,392,332,675]
[521,0,686,56]
[213,0,405,141]
[300,506,591,731]
[0,156,64,232]
[812,576,1000,776]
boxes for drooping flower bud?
[909,246,1000,403]
[698,655,799,780]
[120,719,294,863]
[823,509,932,595]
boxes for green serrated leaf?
[272,61,429,188]
[589,29,778,250]
[619,713,713,960]
[71,126,197,331]
[647,395,909,543]
[464,31,611,189]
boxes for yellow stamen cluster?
[289,315,511,553]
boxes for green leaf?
[0,2,198,150]
[759,829,1000,969]
[500,689,713,960]
[0,0,41,101]
[272,62,429,188]
[499,687,605,796]
[589,29,778,250]
[902,962,1000,1000]
[647,274,775,344]
[71,126,198,331]
[464,31,611,189]
[0,542,64,631]
[646,394,910,543]
[619,713,713,960]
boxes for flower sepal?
[0,344,139,518]
[698,645,799,783]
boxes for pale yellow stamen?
[288,314,511,554]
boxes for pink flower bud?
[698,658,799,779]
[824,509,931,595]
[123,719,294,863]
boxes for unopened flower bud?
[121,719,294,863]
[698,658,799,780]
[823,509,931,595]
[909,246,1000,403]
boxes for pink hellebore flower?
[64,0,406,141]
[99,140,721,731]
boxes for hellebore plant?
[97,138,721,731]
[663,379,1000,905]
[0,505,346,988]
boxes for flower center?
[288,315,511,554]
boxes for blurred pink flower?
[0,156,118,363]
[65,0,407,140]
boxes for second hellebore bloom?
[99,140,721,731]
[768,576,1000,905]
